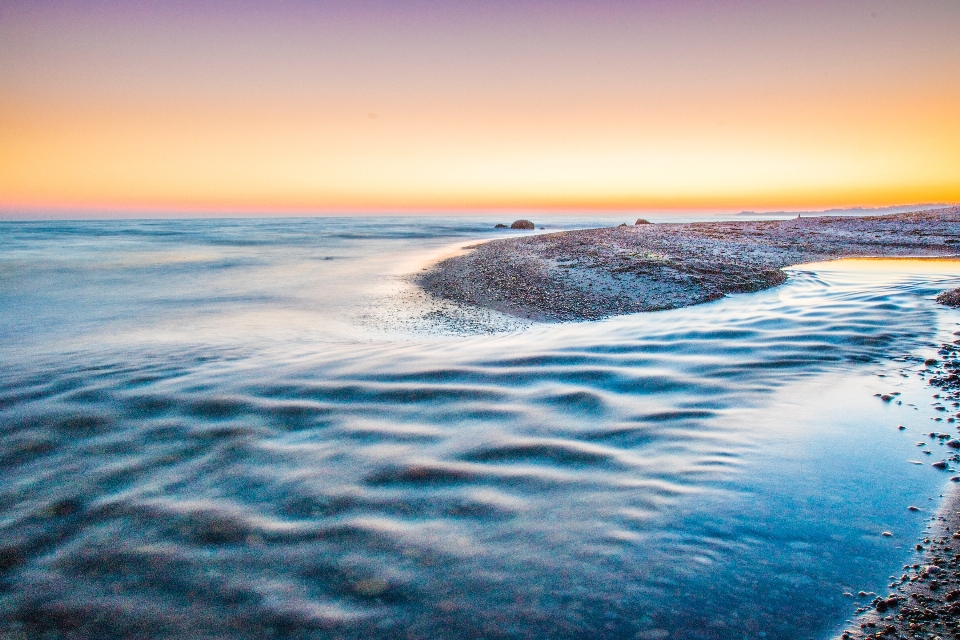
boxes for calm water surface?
[2,217,960,640]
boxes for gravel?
[418,207,960,322]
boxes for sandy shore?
[417,207,960,321]
[834,333,960,640]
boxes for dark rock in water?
[494,223,508,228]
[510,219,535,230]
[635,218,652,225]
[947,439,960,448]
[618,223,628,227]
[932,460,949,469]
[925,358,939,366]
[937,287,960,307]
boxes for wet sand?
[418,207,960,321]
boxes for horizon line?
[2,202,956,221]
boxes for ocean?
[2,215,959,639]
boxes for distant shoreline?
[418,206,960,322]
[736,204,956,217]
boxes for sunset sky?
[1,0,959,215]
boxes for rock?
[880,394,893,401]
[494,223,508,228]
[898,425,906,430]
[908,506,920,511]
[925,358,939,366]
[510,220,535,230]
[932,460,949,469]
[635,218,652,225]
[947,439,960,448]
[937,287,960,307]
[881,531,893,537]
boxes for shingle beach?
[418,207,960,322]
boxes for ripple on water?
[3,251,960,639]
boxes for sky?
[1,0,959,215]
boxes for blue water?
[2,216,960,640]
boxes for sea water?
[1,216,959,640]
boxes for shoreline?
[417,207,960,322]
[832,483,960,640]
[833,333,960,640]
[417,209,960,638]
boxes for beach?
[418,210,960,639]
[418,207,960,321]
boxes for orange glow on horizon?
[2,1,958,216]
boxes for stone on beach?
[937,286,960,307]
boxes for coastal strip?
[835,322,960,640]
[417,207,960,321]
[834,491,960,640]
